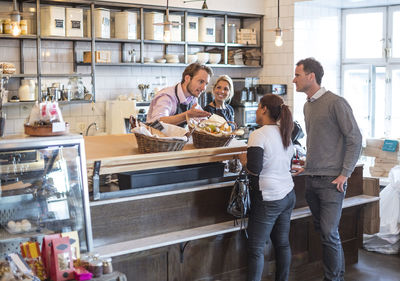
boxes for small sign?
[52,122,66,133]
[382,139,399,152]
[55,19,64,28]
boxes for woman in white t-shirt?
[239,94,300,281]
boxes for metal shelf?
[76,62,261,68]
[143,40,185,45]
[187,42,225,47]
[0,74,37,79]
[227,43,261,48]
[40,36,92,41]
[2,100,93,107]
[0,34,36,40]
[40,73,92,78]
[96,38,141,44]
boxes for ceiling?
[306,0,400,8]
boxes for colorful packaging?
[41,234,62,278]
[50,237,74,281]
[61,231,80,260]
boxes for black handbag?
[227,168,251,232]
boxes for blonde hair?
[213,75,234,102]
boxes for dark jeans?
[247,189,296,281]
[305,176,347,281]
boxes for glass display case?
[0,135,92,256]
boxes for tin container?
[41,6,66,36]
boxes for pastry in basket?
[188,114,244,148]
[130,116,189,153]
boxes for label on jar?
[55,19,64,28]
[71,20,81,29]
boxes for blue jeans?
[247,189,296,281]
[305,176,347,281]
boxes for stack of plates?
[164,54,179,63]
[144,57,154,63]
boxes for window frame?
[342,7,387,65]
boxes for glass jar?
[0,20,3,34]
[20,20,28,35]
[89,260,103,278]
[102,257,113,274]
[3,19,12,34]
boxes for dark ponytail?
[259,94,294,149]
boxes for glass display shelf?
[0,135,92,255]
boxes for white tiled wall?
[1,39,254,136]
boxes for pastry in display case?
[0,135,92,256]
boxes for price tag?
[52,122,66,133]
[382,139,399,152]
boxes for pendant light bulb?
[163,28,171,42]
[275,28,283,47]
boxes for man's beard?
[187,80,201,97]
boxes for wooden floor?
[307,249,400,281]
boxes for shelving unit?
[0,0,263,105]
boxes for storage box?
[198,17,215,43]
[144,12,164,40]
[237,28,257,45]
[41,6,65,37]
[118,162,225,189]
[186,16,198,42]
[169,14,182,41]
[86,8,110,39]
[115,11,137,39]
[83,51,111,63]
[66,8,83,37]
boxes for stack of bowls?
[196,52,209,64]
[164,54,179,63]
[187,54,198,64]
[209,53,221,64]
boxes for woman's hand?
[238,152,247,167]
[290,166,304,176]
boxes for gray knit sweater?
[303,91,362,177]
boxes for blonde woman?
[203,75,234,122]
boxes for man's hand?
[332,175,348,193]
[186,103,211,119]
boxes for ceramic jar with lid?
[18,80,35,101]
[102,257,113,274]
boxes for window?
[342,6,400,138]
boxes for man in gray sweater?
[293,58,362,281]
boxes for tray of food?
[24,122,70,137]
[4,219,37,234]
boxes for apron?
[174,84,195,127]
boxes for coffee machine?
[231,77,260,137]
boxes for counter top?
[84,134,246,174]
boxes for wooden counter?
[84,135,379,281]
[84,134,246,174]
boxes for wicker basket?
[134,132,187,153]
[191,130,234,148]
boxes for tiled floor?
[307,249,400,281]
